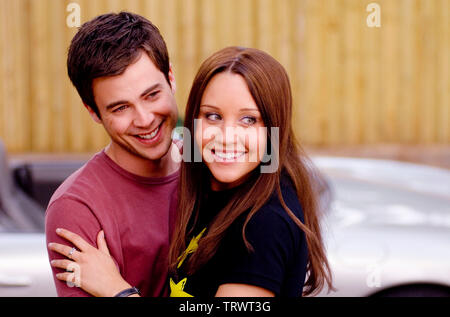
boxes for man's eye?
[206,113,221,121]
[113,105,128,113]
[146,91,160,99]
[241,116,256,125]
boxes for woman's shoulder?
[261,175,304,223]
[240,175,305,242]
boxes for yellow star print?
[177,228,206,268]
[169,228,206,297]
[169,277,193,297]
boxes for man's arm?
[45,197,101,297]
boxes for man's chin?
[133,140,173,162]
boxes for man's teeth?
[138,126,159,139]
[213,151,245,160]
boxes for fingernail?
[56,228,61,233]
[48,243,54,248]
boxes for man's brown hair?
[67,11,171,118]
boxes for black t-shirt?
[171,177,308,297]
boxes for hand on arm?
[48,229,137,297]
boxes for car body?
[1,148,449,296]
[314,157,450,296]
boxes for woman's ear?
[168,63,177,94]
[84,103,102,124]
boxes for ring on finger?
[68,247,76,259]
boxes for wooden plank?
[379,0,400,142]
[143,0,163,28]
[437,0,449,143]
[274,0,292,72]
[419,0,437,143]
[235,0,254,47]
[399,0,417,143]
[0,0,13,150]
[178,0,197,114]
[48,0,67,152]
[293,0,307,143]
[323,0,344,145]
[342,0,362,144]
[361,0,381,144]
[199,0,215,61]
[65,0,87,152]
[29,0,52,151]
[0,0,4,146]
[256,0,273,53]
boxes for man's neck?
[104,142,180,178]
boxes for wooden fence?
[0,0,448,153]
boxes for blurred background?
[0,0,448,167]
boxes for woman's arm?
[215,284,275,297]
[48,228,138,297]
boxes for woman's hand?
[48,228,134,297]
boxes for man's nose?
[133,105,154,128]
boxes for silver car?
[315,156,450,296]
[1,142,449,296]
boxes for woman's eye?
[241,116,256,125]
[206,113,221,121]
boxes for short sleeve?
[218,206,300,295]
[45,197,101,297]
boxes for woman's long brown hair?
[169,46,333,296]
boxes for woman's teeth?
[137,126,159,140]
[213,150,246,160]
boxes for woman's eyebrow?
[200,105,259,112]
[239,108,259,112]
[199,104,219,109]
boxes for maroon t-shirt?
[45,150,179,297]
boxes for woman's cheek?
[243,127,267,164]
[195,124,213,163]
[257,128,268,163]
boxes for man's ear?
[168,63,176,94]
[84,103,102,124]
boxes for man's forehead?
[92,55,167,106]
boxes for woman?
[49,46,333,297]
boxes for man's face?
[89,52,178,168]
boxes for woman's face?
[195,72,267,191]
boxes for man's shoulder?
[47,153,109,206]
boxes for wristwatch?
[114,286,141,297]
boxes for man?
[45,12,181,297]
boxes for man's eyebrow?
[106,100,128,111]
[105,83,162,111]
[140,83,162,98]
